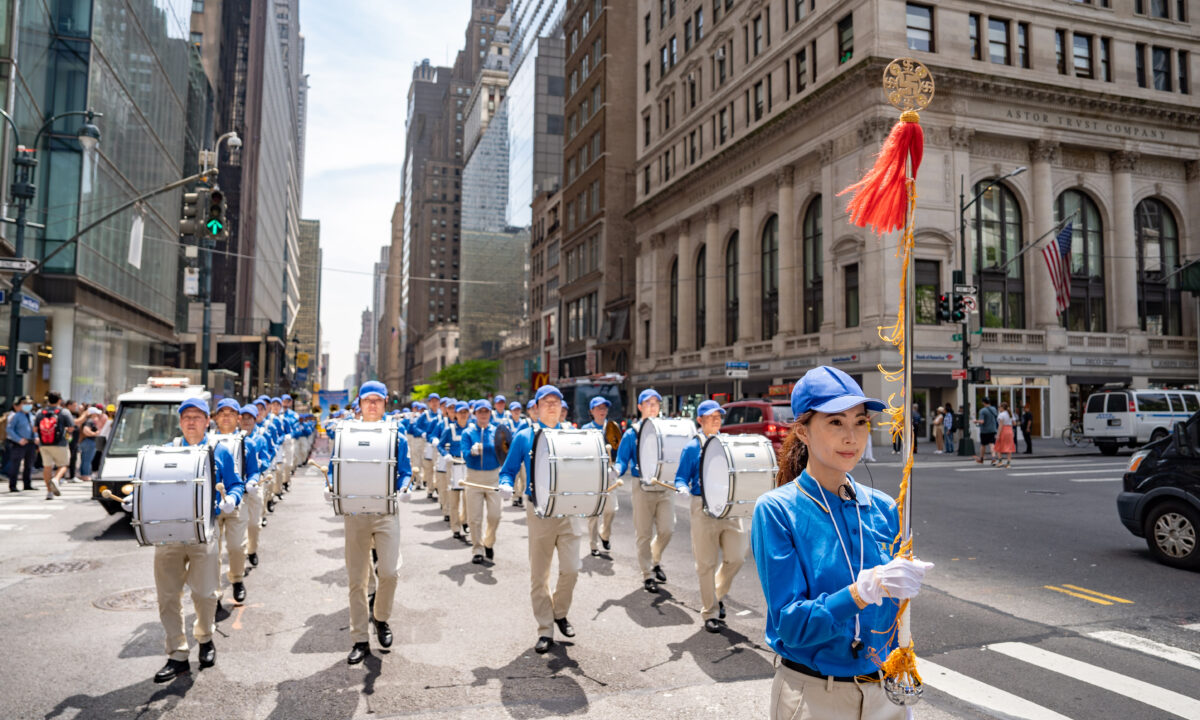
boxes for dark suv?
[720,400,794,451]
[1117,415,1200,570]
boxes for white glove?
[218,495,237,515]
[607,466,620,483]
[246,479,259,491]
[323,490,333,502]
[675,484,690,495]
[120,495,133,513]
[855,557,934,605]
[400,487,413,503]
[499,485,514,502]
[471,442,483,456]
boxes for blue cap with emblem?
[534,385,563,403]
[240,404,258,417]
[696,400,726,417]
[791,366,886,416]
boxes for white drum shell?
[131,445,215,546]
[209,433,245,480]
[637,418,696,490]
[532,429,609,518]
[330,420,398,515]
[449,461,467,490]
[700,434,778,519]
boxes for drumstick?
[459,480,501,492]
[101,489,129,503]
[215,482,228,500]
[604,478,624,492]
[307,460,329,479]
[649,478,678,491]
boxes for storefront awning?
[1066,374,1133,386]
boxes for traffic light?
[205,187,228,240]
[968,366,991,383]
[952,294,968,322]
[180,188,208,236]
[937,294,953,322]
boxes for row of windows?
[566,181,601,232]
[566,292,598,343]
[566,132,603,184]
[565,235,600,283]
[566,84,603,143]
[567,38,602,96]
[1134,0,1187,22]
[1135,43,1190,93]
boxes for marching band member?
[492,394,508,425]
[426,399,448,506]
[420,395,442,494]
[560,401,575,428]
[752,367,933,719]
[512,399,538,508]
[210,399,251,603]
[508,401,526,432]
[616,389,676,594]
[238,404,268,568]
[131,397,242,683]
[674,400,747,633]
[327,380,413,665]
[407,402,427,490]
[499,385,581,654]
[463,402,502,564]
[439,401,472,542]
[582,396,616,557]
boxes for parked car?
[1116,415,1200,570]
[719,400,794,451]
[1083,388,1200,456]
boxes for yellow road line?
[1061,584,1135,604]
[1044,585,1113,605]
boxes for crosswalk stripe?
[1183,623,1200,632]
[1068,478,1122,483]
[0,513,53,519]
[917,658,1073,720]
[1009,469,1121,477]
[0,523,20,530]
[989,641,1200,718]
[955,464,1122,473]
[1086,630,1200,671]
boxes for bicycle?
[1061,420,1089,447]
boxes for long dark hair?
[775,410,815,487]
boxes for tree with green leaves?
[427,359,500,400]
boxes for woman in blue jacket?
[438,401,472,542]
[462,402,503,565]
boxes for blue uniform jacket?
[751,469,902,677]
[425,415,446,444]
[241,433,265,486]
[173,436,244,516]
[614,423,642,477]
[439,421,469,459]
[674,433,717,495]
[498,421,560,496]
[325,421,413,491]
[462,422,502,471]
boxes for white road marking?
[917,658,1072,720]
[989,642,1200,718]
[1008,469,1121,477]
[1068,477,1123,483]
[0,513,53,520]
[955,464,1123,473]
[1183,623,1200,633]
[1086,630,1200,671]
[0,523,20,530]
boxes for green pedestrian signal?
[206,188,228,240]
[206,218,223,235]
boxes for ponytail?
[775,411,815,487]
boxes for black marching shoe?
[643,578,659,594]
[248,553,259,567]
[472,554,484,565]
[484,546,494,561]
[462,524,469,534]
[718,601,726,620]
[591,549,600,557]
[198,641,216,668]
[554,617,575,638]
[347,642,370,665]
[453,531,465,541]
[534,636,555,654]
[513,497,524,508]
[443,515,450,522]
[266,499,276,513]
[373,619,393,648]
[653,565,667,583]
[260,516,267,528]
[154,659,190,683]
[232,582,246,603]
[704,618,723,633]
[601,538,611,551]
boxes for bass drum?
[700,434,778,519]
[131,445,216,546]
[531,428,609,518]
[330,420,399,515]
[637,418,696,490]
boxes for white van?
[1082,388,1200,455]
[93,377,210,514]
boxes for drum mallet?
[307,460,329,481]
[100,489,129,503]
[604,478,624,493]
[215,482,228,501]
[459,480,501,492]
[649,478,678,491]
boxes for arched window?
[802,197,823,333]
[725,232,739,345]
[695,246,707,348]
[669,256,679,353]
[973,180,1024,328]
[761,215,779,339]
[1055,189,1105,332]
[1136,198,1181,335]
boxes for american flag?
[1042,222,1074,315]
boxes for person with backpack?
[36,391,74,499]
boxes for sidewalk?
[867,441,1118,463]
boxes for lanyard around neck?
[816,479,864,646]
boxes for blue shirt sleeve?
[498,427,532,489]
[394,432,413,491]
[615,428,639,477]
[674,437,702,493]
[213,443,245,511]
[243,437,261,486]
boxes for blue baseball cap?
[427,393,440,401]
[561,401,569,411]
[474,403,492,414]
[215,398,241,415]
[270,396,282,404]
[791,366,886,416]
[509,401,521,411]
[493,394,507,405]
[526,399,536,410]
[696,400,726,418]
[239,404,258,417]
[178,397,210,416]
[455,401,470,412]
[534,385,563,403]
[253,398,267,407]
[638,389,663,405]
[589,396,611,410]
[358,381,387,400]
[444,397,457,406]
[281,393,292,401]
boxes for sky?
[301,0,472,389]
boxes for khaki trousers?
[245,483,263,554]
[409,437,425,486]
[344,513,401,643]
[217,506,249,583]
[631,482,675,579]
[466,468,501,555]
[515,465,527,499]
[688,496,748,619]
[770,664,904,720]
[436,469,449,515]
[421,455,435,494]
[588,491,617,550]
[526,504,582,637]
[449,487,466,531]
[154,539,220,661]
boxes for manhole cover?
[20,560,101,576]
[94,587,158,612]
[1026,490,1062,496]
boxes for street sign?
[961,295,977,312]
[953,284,978,295]
[725,368,749,379]
[951,369,968,380]
[725,361,749,370]
[951,333,963,341]
[19,294,38,312]
[0,257,36,273]
[297,351,310,369]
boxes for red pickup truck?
[719,400,794,451]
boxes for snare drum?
[423,442,436,461]
[531,428,609,518]
[637,418,696,490]
[700,434,778,519]
[449,460,467,490]
[131,445,216,546]
[329,420,399,515]
[209,432,246,480]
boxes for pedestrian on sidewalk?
[974,396,998,465]
[933,406,945,453]
[943,402,956,455]
[995,401,1016,469]
[36,392,74,499]
[1021,403,1034,455]
[65,399,83,481]
[5,397,36,491]
[77,407,103,484]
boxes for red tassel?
[839,112,924,235]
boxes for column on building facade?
[1030,140,1060,329]
[650,232,670,357]
[736,186,756,342]
[948,128,975,295]
[49,307,75,396]
[704,204,723,349]
[676,219,696,351]
[819,148,837,331]
[776,166,797,336]
[1184,161,1200,339]
[1110,151,1139,332]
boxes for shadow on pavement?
[593,586,694,629]
[44,674,195,719]
[69,513,135,542]
[470,643,592,718]
[580,551,615,578]
[290,609,350,654]
[438,561,498,587]
[650,625,774,682]
[311,567,348,588]
[263,658,369,720]
[315,546,343,560]
[117,622,165,659]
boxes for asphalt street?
[0,443,1196,719]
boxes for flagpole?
[995,210,1080,273]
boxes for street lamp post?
[957,165,1026,456]
[199,131,241,389]
[0,109,102,406]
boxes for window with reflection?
[725,233,739,345]
[802,196,823,333]
[695,246,706,347]
[972,180,1024,328]
[761,215,779,339]
[669,257,679,353]
[1055,189,1105,332]
[1135,198,1180,335]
